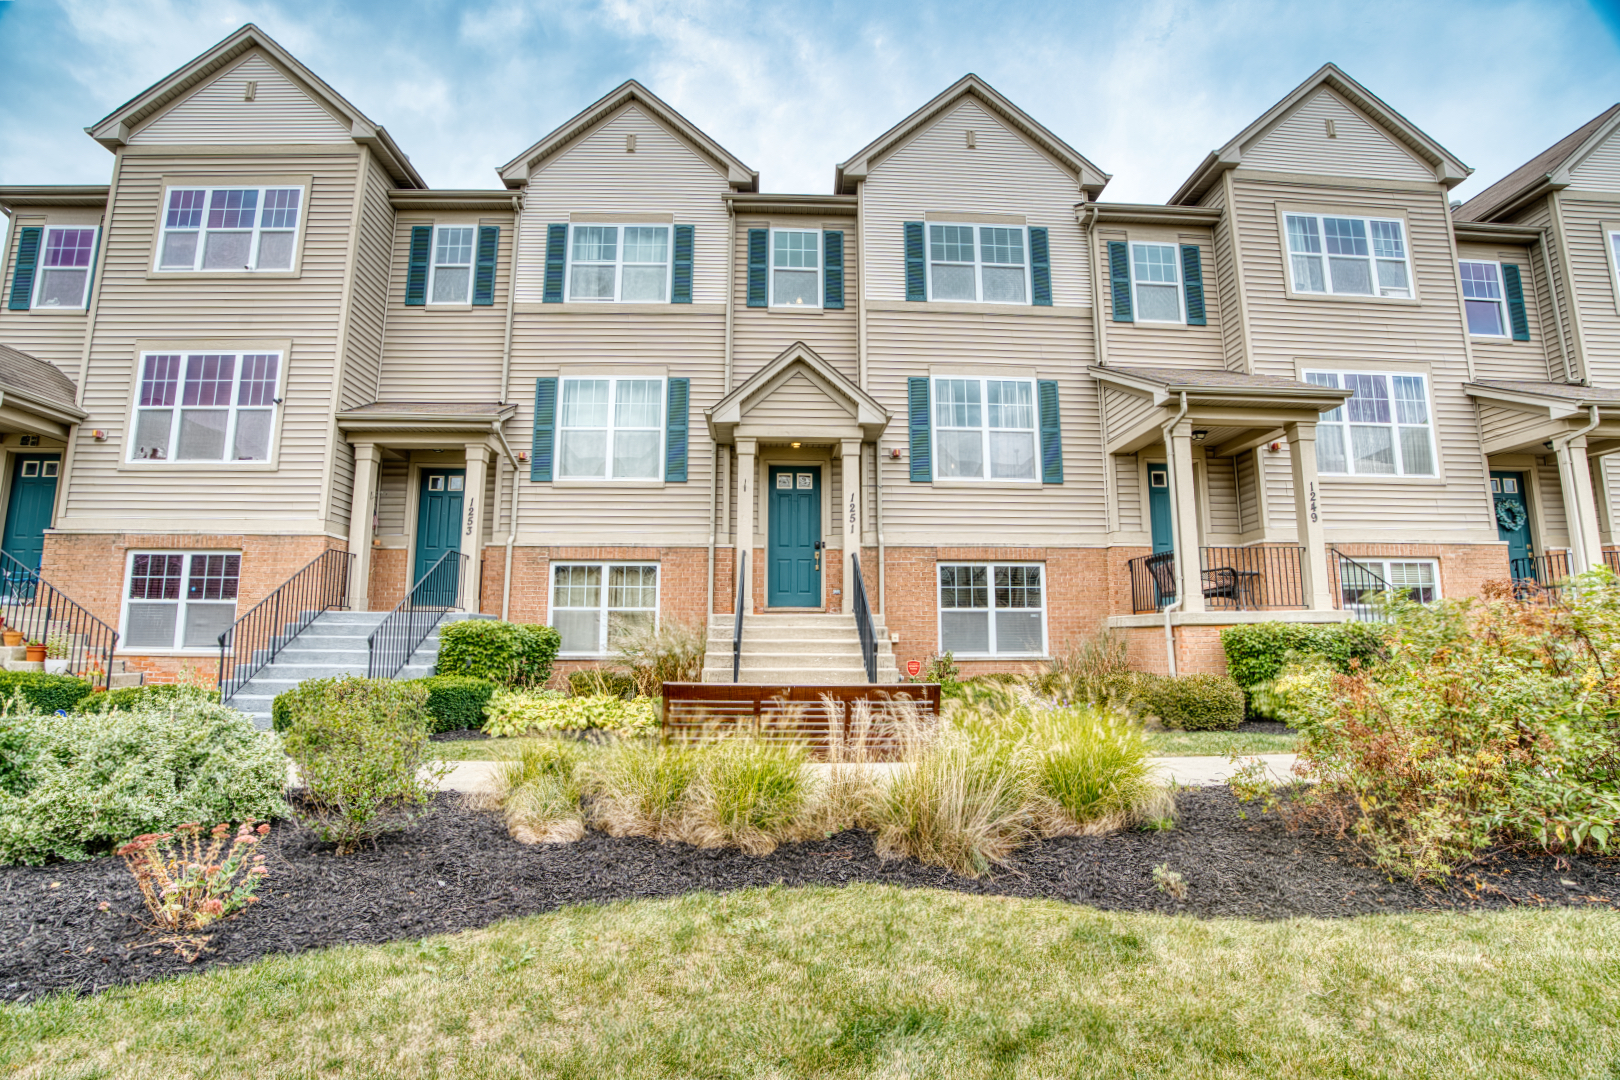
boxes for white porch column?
[736,438,757,614]
[345,442,380,612]
[1556,433,1603,573]
[1167,421,1204,612]
[461,443,491,612]
[1284,421,1334,610]
[840,438,862,613]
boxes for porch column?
[1556,433,1603,573]
[1284,421,1334,610]
[345,442,380,612]
[736,438,757,614]
[462,443,491,612]
[1167,421,1203,612]
[840,439,862,613]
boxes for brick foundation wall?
[1330,542,1510,601]
[368,548,407,612]
[1116,623,1229,677]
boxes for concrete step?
[107,672,144,689]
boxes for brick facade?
[1330,542,1511,601]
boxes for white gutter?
[1160,391,1190,676]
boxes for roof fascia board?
[1090,203,1223,227]
[388,190,521,213]
[1451,221,1544,245]
[724,193,858,216]
[1464,384,1585,418]
[0,387,87,424]
[0,186,110,211]
[1552,108,1620,186]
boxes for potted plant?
[1,622,22,648]
[44,633,72,675]
[25,639,46,663]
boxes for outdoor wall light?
[790,441,801,448]
[1191,430,1208,442]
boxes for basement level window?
[122,551,240,650]
[551,562,658,655]
[937,562,1045,658]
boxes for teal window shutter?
[665,378,690,481]
[531,377,557,482]
[404,225,431,306]
[671,225,694,303]
[823,230,844,309]
[904,221,926,301]
[908,376,931,482]
[1038,380,1063,484]
[1029,227,1052,306]
[543,224,567,303]
[1180,243,1206,326]
[1108,240,1133,322]
[1501,263,1530,341]
[9,227,42,311]
[746,229,767,307]
[473,225,499,306]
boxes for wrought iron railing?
[217,549,354,702]
[1199,546,1307,610]
[1127,552,1177,613]
[1605,549,1620,575]
[1510,552,1571,587]
[0,548,119,684]
[367,551,467,680]
[1329,548,1394,623]
[732,551,746,683]
[850,553,877,683]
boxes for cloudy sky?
[1,0,1618,208]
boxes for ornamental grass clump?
[117,820,271,955]
[1028,707,1170,835]
[488,738,585,844]
[686,740,811,854]
[609,618,706,697]
[583,740,703,840]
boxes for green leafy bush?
[1136,673,1245,732]
[74,682,220,713]
[415,675,498,733]
[1220,621,1387,718]
[568,669,636,699]
[0,672,93,714]
[0,699,287,864]
[909,652,963,698]
[280,676,441,855]
[435,620,559,688]
[484,690,658,738]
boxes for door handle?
[813,540,822,571]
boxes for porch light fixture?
[1191,430,1208,442]
[791,441,801,448]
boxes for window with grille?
[32,227,98,308]
[1284,213,1411,298]
[156,186,302,271]
[556,376,664,480]
[550,563,659,654]
[1303,369,1435,477]
[131,351,281,463]
[770,229,821,307]
[937,563,1045,656]
[122,551,240,650]
[565,224,670,302]
[932,377,1038,481]
[926,223,1029,303]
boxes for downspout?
[494,423,520,621]
[1556,404,1603,572]
[1161,391,1189,677]
[725,201,736,393]
[707,442,718,618]
[499,195,523,621]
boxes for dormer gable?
[1456,104,1620,221]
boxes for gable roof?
[497,80,757,192]
[1455,104,1620,223]
[1169,63,1471,205]
[833,74,1110,196]
[0,344,85,420]
[85,23,423,188]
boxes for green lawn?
[1145,729,1298,757]
[429,735,551,761]
[4,886,1617,1079]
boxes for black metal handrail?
[732,551,746,683]
[1510,552,1571,587]
[850,553,877,683]
[0,548,118,685]
[1199,545,1308,610]
[367,550,467,679]
[1329,547,1393,623]
[217,549,354,702]
[1127,552,1177,613]
[1605,549,1620,575]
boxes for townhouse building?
[1,23,1617,689]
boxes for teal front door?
[2,454,60,570]
[415,470,464,599]
[1147,464,1173,554]
[1491,470,1533,573]
[768,465,821,607]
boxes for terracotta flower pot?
[25,644,46,663]
[2,630,23,648]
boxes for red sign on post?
[906,659,922,678]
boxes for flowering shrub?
[484,690,658,738]
[117,820,271,936]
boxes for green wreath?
[1495,499,1528,532]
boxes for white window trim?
[550,560,661,657]
[925,222,1032,305]
[1459,259,1509,338]
[1606,229,1620,315]
[1336,556,1441,608]
[562,223,672,304]
[153,185,304,274]
[1129,241,1186,324]
[556,374,667,481]
[935,561,1048,659]
[930,375,1040,483]
[1303,368,1438,478]
[127,350,285,466]
[30,225,99,310]
[1284,212,1414,299]
[119,549,242,654]
[768,227,823,309]
[427,224,476,306]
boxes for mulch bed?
[3,788,1615,1002]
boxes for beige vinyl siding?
[1097,231,1225,369]
[1568,129,1620,188]
[515,104,731,305]
[338,156,397,408]
[59,151,357,531]
[375,457,409,537]
[0,215,92,383]
[1507,199,1579,381]
[1556,195,1620,386]
[375,213,513,401]
[1455,241,1548,381]
[1230,174,1494,543]
[1262,448,1298,532]
[731,219,859,385]
[128,53,352,146]
[1236,450,1262,534]
[1239,88,1435,183]
[1202,182,1250,372]
[1114,455,1141,532]
[1202,455,1241,538]
[744,371,855,433]
[1478,403,1559,451]
[1101,385,1155,435]
[1536,458,1571,549]
[861,99,1092,307]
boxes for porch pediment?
[1092,364,1350,457]
[1465,380,1620,456]
[706,343,890,445]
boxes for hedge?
[74,682,220,713]
[1136,673,1245,732]
[415,675,498,733]
[1220,621,1388,719]
[0,672,93,714]
[435,620,560,688]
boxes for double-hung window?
[551,562,658,654]
[1130,242,1184,322]
[32,227,98,308]
[771,229,820,307]
[928,224,1028,303]
[131,351,281,463]
[932,376,1037,481]
[430,226,475,303]
[557,376,664,480]
[1285,213,1411,298]
[123,551,240,650]
[1336,556,1439,612]
[157,186,302,271]
[566,224,670,302]
[938,563,1045,656]
[1459,261,1508,337]
[1304,370,1435,476]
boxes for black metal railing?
[850,553,877,683]
[1605,549,1620,575]
[217,549,354,702]
[732,551,746,683]
[1329,548,1394,623]
[0,548,119,684]
[367,550,467,680]
[1199,546,1308,610]
[1510,551,1572,603]
[1127,552,1177,613]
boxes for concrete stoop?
[0,646,143,688]
[699,612,902,684]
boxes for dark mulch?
[3,788,1615,1002]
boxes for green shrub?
[568,669,637,699]
[610,619,706,697]
[0,699,287,864]
[909,652,963,699]
[484,690,658,738]
[280,676,440,854]
[435,620,560,688]
[1220,621,1387,718]
[415,675,498,733]
[74,682,220,714]
[0,672,93,714]
[1136,673,1245,732]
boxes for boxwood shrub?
[1136,673,1245,732]
[435,620,560,688]
[0,671,93,714]
[74,682,221,713]
[1220,622,1388,719]
[416,675,498,733]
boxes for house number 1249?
[1308,483,1318,523]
